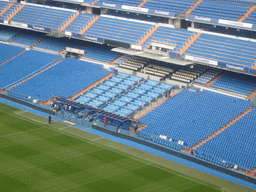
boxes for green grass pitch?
[0,103,221,192]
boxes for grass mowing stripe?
[0,127,44,138]
[0,107,222,191]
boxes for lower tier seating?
[138,89,253,149]
[210,72,256,96]
[11,58,110,101]
[0,49,60,89]
[0,30,19,41]
[196,108,256,170]
[0,43,24,63]
[114,55,131,65]
[12,33,44,46]
[76,73,173,117]
[35,37,82,52]
[81,43,122,63]
[119,56,149,72]
[170,65,207,83]
[194,68,222,85]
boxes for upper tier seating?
[143,26,196,52]
[84,16,154,44]
[185,33,256,67]
[191,0,251,21]
[35,37,82,52]
[95,0,142,7]
[244,9,256,24]
[196,108,256,170]
[0,1,11,16]
[11,58,110,101]
[11,4,75,31]
[0,43,24,63]
[210,72,256,96]
[64,13,95,33]
[138,89,253,148]
[11,33,44,46]
[0,2,20,20]
[0,49,61,88]
[141,0,197,15]
[81,43,122,63]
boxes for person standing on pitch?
[48,115,51,124]
[104,116,107,128]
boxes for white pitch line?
[91,137,104,141]
[14,110,27,114]
[58,127,71,130]
[0,127,43,138]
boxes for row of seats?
[12,4,75,31]
[0,2,20,20]
[0,30,19,41]
[152,136,183,150]
[195,151,230,168]
[11,57,110,101]
[76,72,173,117]
[191,0,251,21]
[170,65,207,83]
[196,108,256,170]
[194,68,222,85]
[12,33,44,46]
[84,16,154,45]
[35,37,81,52]
[144,26,196,52]
[114,55,131,65]
[142,65,172,77]
[244,9,256,24]
[0,43,24,64]
[210,72,256,96]
[65,13,95,33]
[0,0,10,14]
[141,0,197,15]
[138,89,253,148]
[185,33,256,67]
[8,31,121,63]
[81,42,122,63]
[119,56,148,71]
[76,73,143,110]
[35,0,256,25]
[0,49,61,89]
[96,0,196,16]
[104,79,173,117]
[138,132,183,150]
[95,0,256,24]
